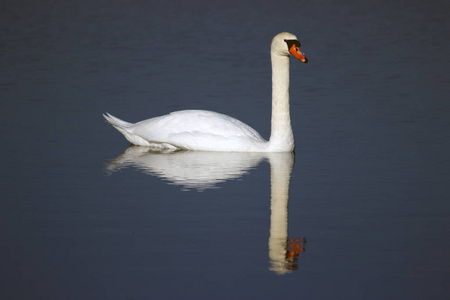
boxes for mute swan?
[103,32,308,152]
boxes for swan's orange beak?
[289,44,308,63]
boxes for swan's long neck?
[269,53,294,152]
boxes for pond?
[1,0,449,299]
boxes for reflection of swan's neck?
[268,153,294,274]
[269,54,294,152]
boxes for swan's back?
[105,110,267,152]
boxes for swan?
[103,32,308,152]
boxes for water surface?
[1,0,449,299]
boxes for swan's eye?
[284,39,301,50]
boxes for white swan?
[103,32,308,152]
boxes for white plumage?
[104,32,308,152]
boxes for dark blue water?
[1,0,449,299]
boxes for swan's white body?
[104,32,307,152]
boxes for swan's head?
[271,32,308,63]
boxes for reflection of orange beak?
[289,44,308,63]
[285,238,306,271]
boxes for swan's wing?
[130,110,266,151]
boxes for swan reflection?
[105,146,265,191]
[106,147,305,274]
[268,152,306,274]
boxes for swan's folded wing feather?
[131,110,264,140]
[129,110,266,151]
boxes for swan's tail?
[103,112,132,128]
[103,113,151,146]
